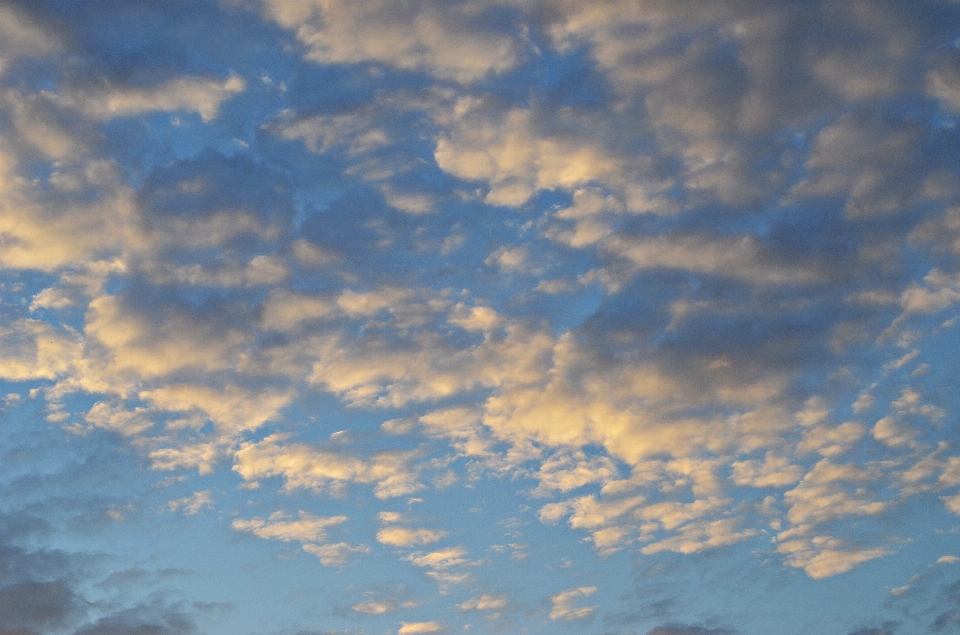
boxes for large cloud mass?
[2,1,960,634]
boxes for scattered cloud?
[167,491,213,516]
[549,586,598,621]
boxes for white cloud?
[447,304,503,332]
[233,434,423,498]
[404,546,476,587]
[797,422,866,457]
[398,622,444,635]
[603,233,821,285]
[352,600,398,614]
[777,535,891,579]
[0,319,77,381]
[167,491,213,515]
[140,384,293,434]
[730,453,804,488]
[783,460,891,528]
[232,511,348,543]
[532,451,620,496]
[927,61,960,112]
[148,442,221,475]
[640,517,757,555]
[549,586,597,621]
[261,0,518,82]
[142,255,289,288]
[872,417,915,449]
[84,295,252,381]
[484,246,527,272]
[900,270,960,315]
[30,286,75,311]
[259,290,338,331]
[0,5,60,75]
[0,145,138,270]
[377,527,448,547]
[61,74,245,121]
[382,186,434,215]
[434,99,625,207]
[942,492,960,516]
[84,401,154,436]
[456,594,508,612]
[302,542,370,566]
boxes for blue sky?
[1,1,960,634]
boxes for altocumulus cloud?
[1,0,960,634]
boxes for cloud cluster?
[3,1,960,633]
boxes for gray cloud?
[647,625,734,635]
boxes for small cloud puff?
[232,511,347,543]
[456,594,508,612]
[167,491,213,516]
[397,621,445,635]
[376,527,449,547]
[352,600,398,614]
[60,74,245,122]
[549,586,597,621]
[303,542,370,567]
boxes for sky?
[1,1,960,634]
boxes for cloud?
[485,246,528,272]
[0,319,77,381]
[303,542,370,566]
[233,434,423,498]
[872,417,916,449]
[782,460,892,528]
[404,547,476,587]
[0,4,60,75]
[0,580,80,632]
[602,233,823,285]
[259,290,338,331]
[260,0,519,82]
[0,144,137,271]
[456,594,508,612]
[83,294,252,382]
[72,603,198,635]
[3,2,960,633]
[447,304,503,332]
[148,442,221,476]
[531,451,621,496]
[926,50,960,112]
[434,98,625,207]
[777,537,892,579]
[549,586,597,621]
[646,627,733,635]
[376,527,448,547]
[730,454,804,488]
[232,511,348,543]
[60,74,245,122]
[303,308,554,408]
[352,600,398,614]
[791,111,933,218]
[797,422,867,457]
[140,384,293,434]
[941,492,960,516]
[166,491,213,516]
[397,622,444,635]
[640,517,757,555]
